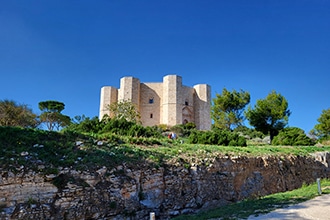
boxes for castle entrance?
[182,107,193,124]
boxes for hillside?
[1,126,329,175]
[1,126,330,219]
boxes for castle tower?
[194,84,211,130]
[162,75,182,126]
[99,86,118,120]
[118,76,140,110]
[98,74,211,130]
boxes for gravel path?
[247,194,330,220]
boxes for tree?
[65,115,103,133]
[107,100,140,123]
[313,108,330,140]
[245,91,291,143]
[0,99,39,128]
[211,88,250,130]
[39,100,70,131]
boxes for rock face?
[1,153,329,220]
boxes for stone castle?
[99,74,211,130]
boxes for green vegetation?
[188,129,247,146]
[272,127,315,146]
[312,108,330,141]
[0,99,39,128]
[0,125,329,176]
[0,126,167,173]
[212,88,250,130]
[0,105,328,219]
[173,178,330,220]
[106,100,141,123]
[245,91,291,143]
[39,100,70,131]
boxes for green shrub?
[171,123,197,137]
[234,126,265,139]
[184,122,196,130]
[237,136,247,146]
[188,131,199,144]
[170,124,184,136]
[187,129,246,146]
[272,127,315,146]
[65,116,102,133]
[128,124,145,137]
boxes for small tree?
[245,91,291,143]
[39,100,70,131]
[212,88,250,130]
[313,108,330,140]
[65,115,103,133]
[0,99,39,128]
[107,100,140,123]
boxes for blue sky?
[1,0,329,133]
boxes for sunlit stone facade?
[99,75,211,130]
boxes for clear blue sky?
[1,0,329,133]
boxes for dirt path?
[247,194,330,220]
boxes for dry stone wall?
[0,152,329,220]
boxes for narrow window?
[150,113,153,118]
[185,100,189,106]
[149,98,154,104]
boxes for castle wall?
[162,75,182,126]
[140,83,163,127]
[181,86,195,124]
[99,86,118,120]
[118,77,140,110]
[99,74,211,130]
[194,84,211,130]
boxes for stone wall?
[1,153,329,220]
[99,75,211,130]
[140,83,163,127]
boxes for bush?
[188,130,199,144]
[187,129,247,146]
[128,124,145,137]
[66,115,164,139]
[234,126,265,139]
[272,127,315,146]
[171,123,197,137]
[65,116,102,133]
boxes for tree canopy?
[39,100,70,131]
[0,99,39,128]
[312,108,330,140]
[107,100,141,123]
[211,88,250,130]
[245,91,291,143]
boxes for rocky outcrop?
[1,153,329,220]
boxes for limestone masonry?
[99,74,211,130]
[1,153,329,219]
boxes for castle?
[99,75,211,130]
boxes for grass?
[1,126,330,218]
[1,126,330,174]
[172,178,330,220]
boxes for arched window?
[185,99,189,106]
